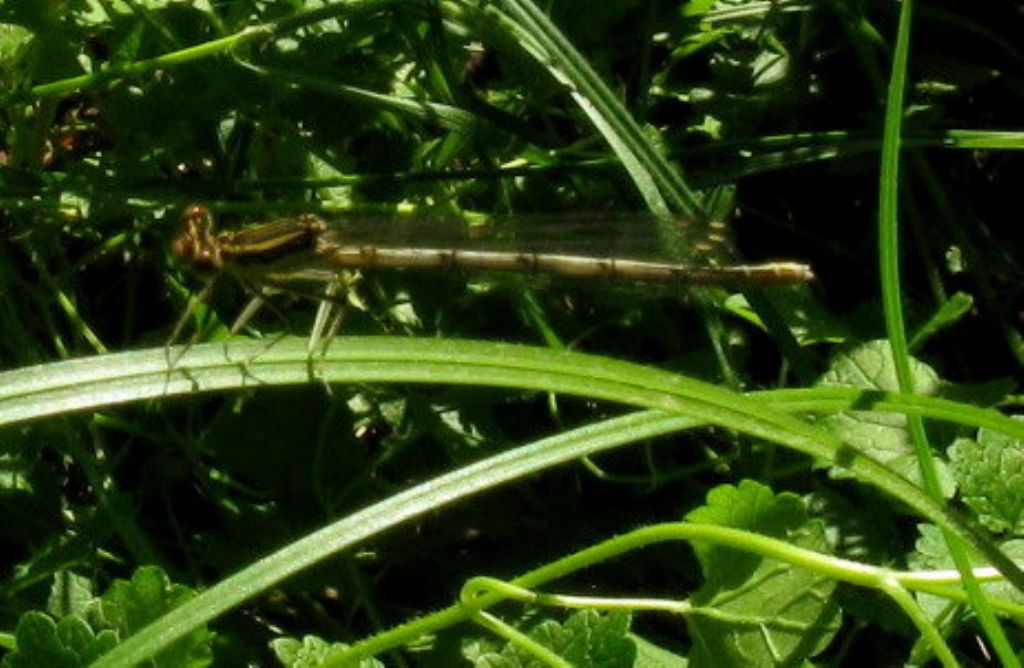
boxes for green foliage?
[909,525,1024,627]
[464,611,637,668]
[817,340,955,495]
[1,612,116,668]
[686,481,839,667]
[629,635,688,668]
[272,635,383,668]
[99,567,213,667]
[2,567,210,668]
[949,425,1024,536]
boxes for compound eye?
[171,204,221,273]
[180,204,215,236]
[181,203,212,225]
[170,236,192,258]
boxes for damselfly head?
[172,204,222,276]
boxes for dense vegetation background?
[1,0,1024,666]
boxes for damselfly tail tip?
[740,261,815,286]
[790,262,816,283]
[777,262,816,285]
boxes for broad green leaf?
[909,524,1024,620]
[948,425,1024,535]
[533,611,635,666]
[47,571,95,619]
[685,480,805,590]
[469,610,636,667]
[686,481,840,667]
[272,635,383,668]
[817,340,954,495]
[630,634,688,667]
[0,22,32,64]
[0,611,116,668]
[100,566,213,668]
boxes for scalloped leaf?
[686,480,840,667]
[100,566,213,668]
[816,340,954,496]
[1,611,117,668]
[466,610,636,667]
[909,524,1024,620]
[685,479,805,591]
[271,635,384,668]
[948,424,1024,535]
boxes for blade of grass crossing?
[878,1,1018,663]
[486,0,699,221]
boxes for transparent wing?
[316,212,738,266]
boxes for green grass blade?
[877,0,1016,662]
[481,0,700,220]
[89,408,696,667]
[1,338,1019,585]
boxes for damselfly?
[172,204,814,289]
[168,204,814,350]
